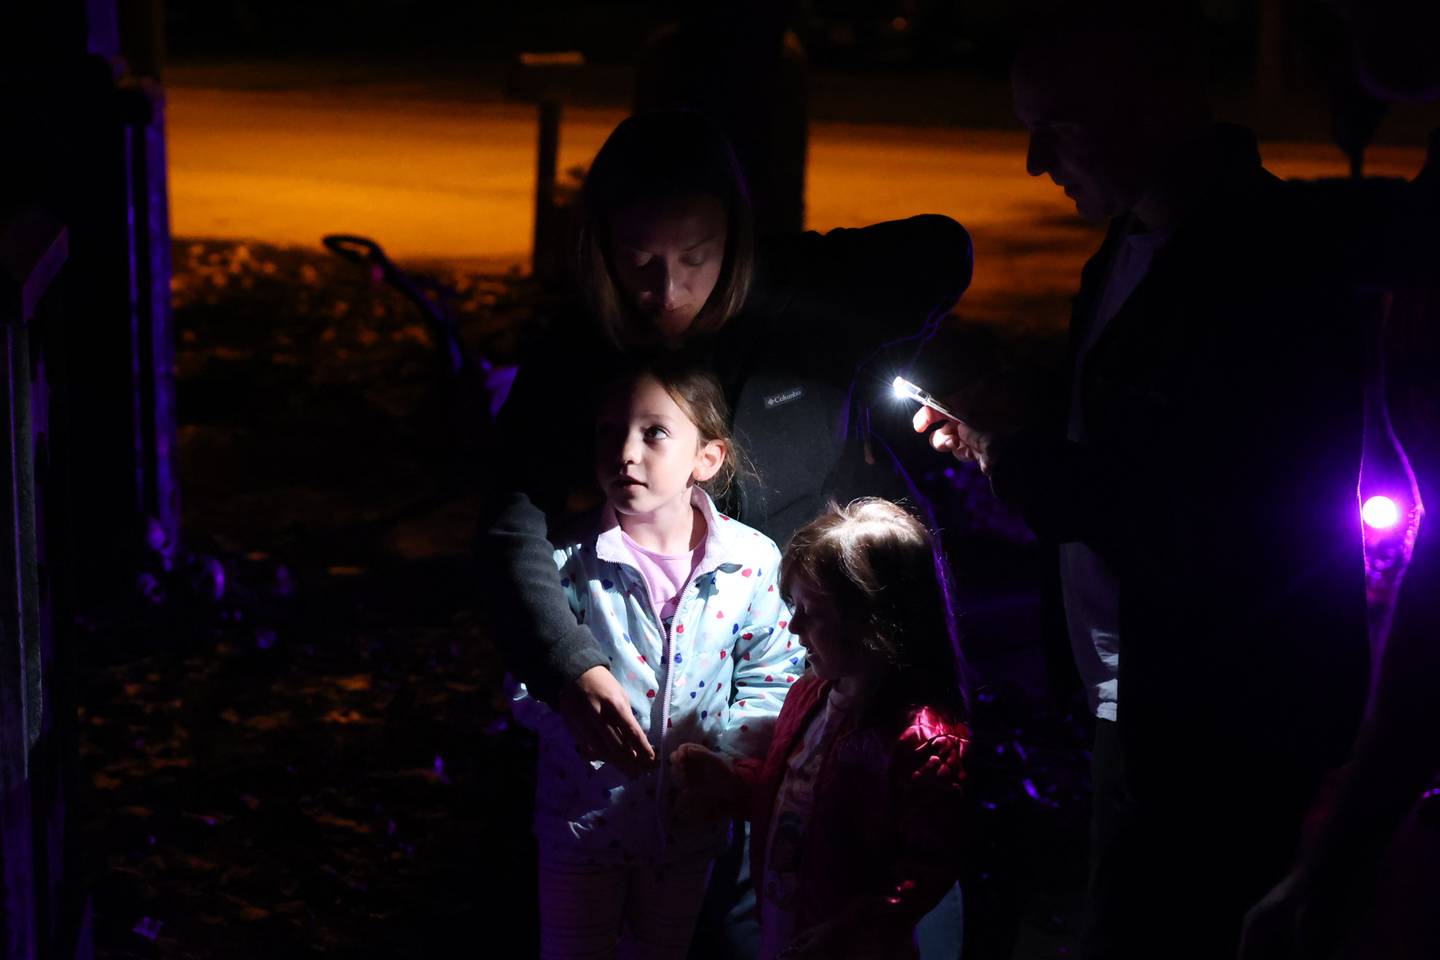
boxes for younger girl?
[509,355,802,958]
[672,499,971,959]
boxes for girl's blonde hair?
[781,499,968,717]
[575,111,756,349]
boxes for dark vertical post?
[122,80,181,561]
[534,99,561,280]
[54,19,179,617]
[1256,0,1287,130]
[507,51,583,286]
[117,0,166,81]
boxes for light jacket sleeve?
[717,550,801,762]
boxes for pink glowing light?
[1362,495,1401,530]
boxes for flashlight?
[1362,495,1401,531]
[892,376,965,423]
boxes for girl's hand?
[670,743,745,821]
[557,666,655,777]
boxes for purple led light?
[1362,495,1401,530]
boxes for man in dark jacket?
[916,9,1369,958]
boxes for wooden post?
[534,98,561,280]
[507,52,584,285]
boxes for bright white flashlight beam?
[892,376,965,423]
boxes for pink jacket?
[739,673,971,947]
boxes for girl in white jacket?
[510,355,800,958]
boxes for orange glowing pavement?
[165,82,1428,324]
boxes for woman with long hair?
[480,110,971,956]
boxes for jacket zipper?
[617,552,717,862]
[654,576,699,861]
[618,565,682,861]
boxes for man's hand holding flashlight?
[892,376,995,471]
[913,404,994,472]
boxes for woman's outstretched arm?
[757,215,974,380]
[476,333,655,769]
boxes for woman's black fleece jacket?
[478,215,973,700]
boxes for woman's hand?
[556,666,655,776]
[912,402,994,473]
[670,743,746,822]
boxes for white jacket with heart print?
[509,488,803,868]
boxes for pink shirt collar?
[594,486,751,576]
